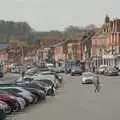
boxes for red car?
[0,94,19,113]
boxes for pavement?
[7,74,120,120]
[0,73,21,83]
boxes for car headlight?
[9,96,16,99]
[58,76,62,79]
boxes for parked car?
[0,87,33,105]
[33,74,58,88]
[65,65,71,74]
[33,79,56,95]
[98,65,107,74]
[40,71,63,84]
[17,81,55,96]
[0,88,29,106]
[16,84,46,101]
[104,67,119,76]
[0,93,19,113]
[0,109,6,120]
[0,100,11,114]
[82,72,97,84]
[36,81,56,96]
[0,90,25,111]
[71,66,82,76]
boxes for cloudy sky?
[0,0,119,31]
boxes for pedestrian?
[51,84,55,96]
[93,65,95,73]
[94,76,100,93]
[21,71,25,81]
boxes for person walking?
[51,84,55,96]
[93,65,95,73]
[94,76,100,93]
[21,71,25,81]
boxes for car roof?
[82,72,95,76]
[99,65,107,67]
[33,74,55,79]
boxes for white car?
[82,72,97,84]
[46,63,54,67]
[98,65,107,74]
[33,74,57,88]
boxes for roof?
[0,44,8,51]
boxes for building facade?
[53,43,65,62]
[91,16,120,68]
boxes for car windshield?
[36,79,53,86]
[83,73,94,77]
[100,66,107,69]
[72,66,81,69]
[37,81,49,87]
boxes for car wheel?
[0,109,6,119]
[33,96,38,104]
[32,94,39,104]
[47,89,54,96]
[13,102,19,112]
[6,106,12,114]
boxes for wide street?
[8,74,120,120]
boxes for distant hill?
[0,21,97,46]
[0,20,33,43]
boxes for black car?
[71,66,82,76]
[17,84,46,101]
[33,80,56,96]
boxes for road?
[8,74,120,120]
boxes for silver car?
[82,72,98,84]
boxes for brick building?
[91,16,120,68]
[53,42,66,62]
[0,44,8,64]
[67,40,83,61]
[39,37,63,48]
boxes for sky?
[0,0,119,31]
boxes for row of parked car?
[0,66,63,119]
[95,65,119,76]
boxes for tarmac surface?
[7,74,120,120]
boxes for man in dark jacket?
[22,71,25,81]
[94,76,100,93]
